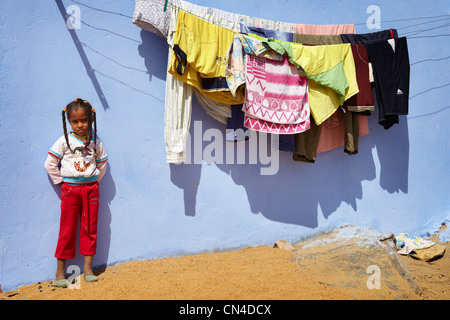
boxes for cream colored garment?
[164,1,241,163]
[164,4,192,163]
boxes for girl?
[44,98,108,288]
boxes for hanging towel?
[243,54,310,134]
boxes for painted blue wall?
[0,0,449,292]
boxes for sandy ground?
[1,239,448,301]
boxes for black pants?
[341,30,410,130]
[364,37,410,129]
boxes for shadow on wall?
[55,0,110,111]
[375,115,409,194]
[95,165,115,271]
[166,97,410,228]
[55,1,169,103]
[138,29,169,82]
[170,162,201,217]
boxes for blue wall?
[0,0,449,292]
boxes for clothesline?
[132,0,410,165]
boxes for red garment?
[343,44,374,109]
[55,182,100,259]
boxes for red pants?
[55,182,100,260]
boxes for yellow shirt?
[168,10,244,105]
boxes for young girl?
[44,98,108,288]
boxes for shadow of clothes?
[170,163,201,217]
[167,89,410,227]
[216,154,324,228]
[138,29,169,82]
[168,97,378,227]
[168,96,204,217]
[368,110,410,194]
[217,133,377,227]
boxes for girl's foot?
[55,272,66,281]
[53,271,69,288]
[52,279,69,288]
[83,268,98,282]
[84,274,98,282]
[54,258,67,285]
[83,255,98,282]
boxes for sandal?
[84,275,98,282]
[52,279,69,288]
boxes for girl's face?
[69,107,89,137]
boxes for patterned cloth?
[132,0,171,38]
[395,233,436,255]
[243,54,310,134]
[238,14,297,34]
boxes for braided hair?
[62,98,97,153]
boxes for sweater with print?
[45,132,108,185]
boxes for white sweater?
[45,133,108,184]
